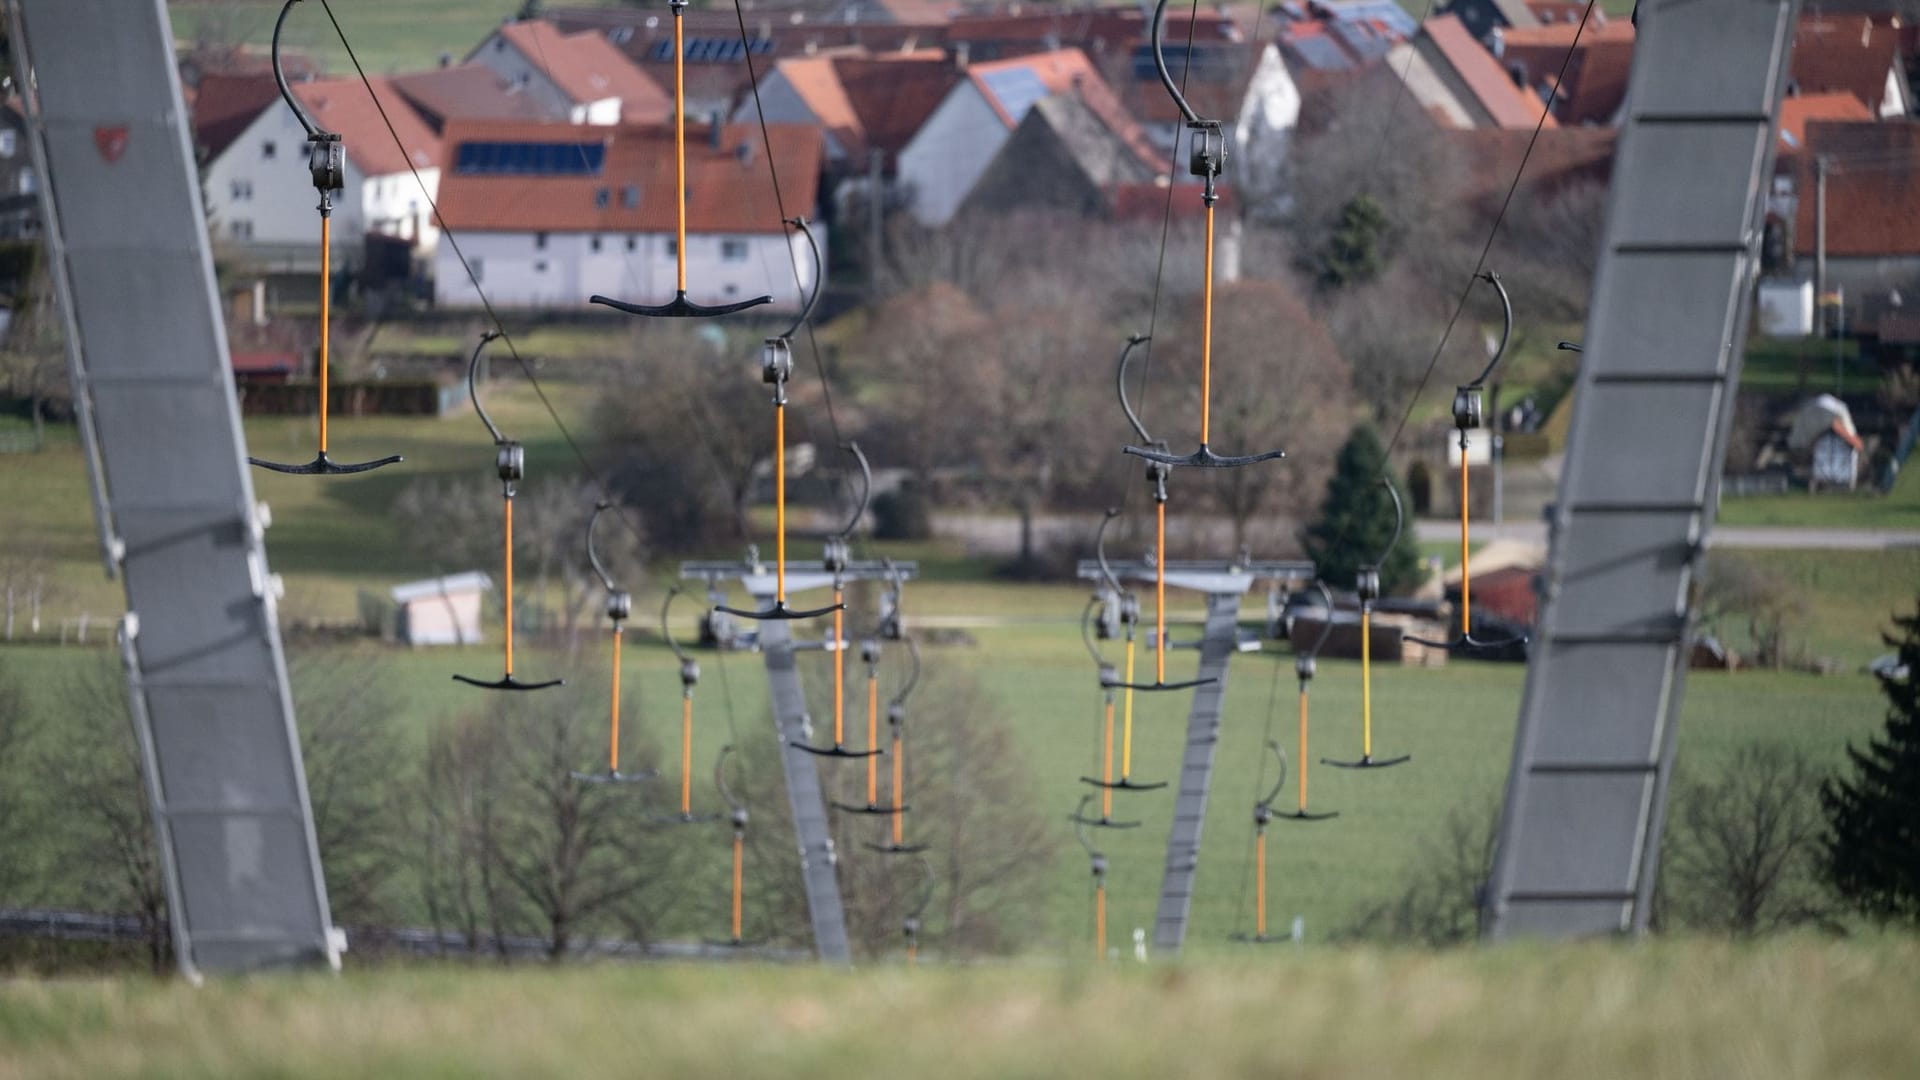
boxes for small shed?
[1788,394,1864,490]
[390,572,491,646]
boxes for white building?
[203,75,441,271]
[390,572,491,647]
[467,20,673,127]
[431,119,825,311]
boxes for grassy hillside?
[1,937,1915,1077]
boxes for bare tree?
[0,658,42,905]
[1660,743,1834,935]
[413,714,513,958]
[35,655,170,971]
[0,262,71,452]
[1696,552,1810,670]
[1338,800,1498,946]
[288,653,407,927]
[0,543,55,642]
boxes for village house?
[388,62,568,135]
[466,19,673,126]
[430,118,824,311]
[201,74,442,274]
[1384,15,1559,130]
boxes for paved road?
[1413,520,1920,550]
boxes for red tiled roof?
[774,55,867,155]
[1456,126,1614,205]
[1777,92,1872,154]
[1792,15,1903,113]
[837,55,966,160]
[964,46,1158,172]
[289,76,441,177]
[191,72,279,162]
[1424,15,1556,130]
[493,21,672,121]
[1793,121,1920,259]
[1490,20,1633,127]
[433,119,821,235]
[389,63,560,131]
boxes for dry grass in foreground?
[1,936,1916,1078]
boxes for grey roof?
[1031,92,1155,187]
[390,572,493,603]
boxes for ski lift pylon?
[248,0,403,476]
[570,502,652,784]
[1407,271,1528,656]
[1324,479,1411,770]
[452,333,562,692]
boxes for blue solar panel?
[454,141,607,176]
[1330,20,1394,61]
[1327,0,1416,37]
[1131,45,1234,83]
[978,67,1050,124]
[1287,36,1354,72]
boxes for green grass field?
[1,936,1915,1077]
[167,1,595,77]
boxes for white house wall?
[205,104,367,260]
[362,167,442,253]
[433,227,821,311]
[898,84,1009,226]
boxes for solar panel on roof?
[1130,44,1234,83]
[978,67,1050,124]
[454,141,607,176]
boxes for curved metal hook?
[661,586,691,666]
[1302,579,1335,660]
[1080,596,1108,671]
[776,217,825,341]
[271,0,324,140]
[907,854,936,921]
[1371,477,1405,570]
[1148,0,1201,125]
[586,501,620,594]
[1115,335,1155,446]
[1257,740,1289,810]
[1072,795,1100,858]
[1093,507,1126,599]
[889,634,922,713]
[467,332,509,446]
[832,441,872,543]
[1465,271,1512,388]
[715,744,744,814]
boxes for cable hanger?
[1121,0,1286,472]
[1275,579,1339,821]
[453,333,562,692]
[654,587,722,823]
[1113,336,1213,694]
[709,744,762,947]
[901,853,935,966]
[1324,479,1410,770]
[588,0,771,318]
[571,502,652,784]
[1072,794,1112,958]
[1080,506,1169,796]
[715,220,843,624]
[1407,271,1527,655]
[830,635,902,815]
[793,443,883,760]
[864,609,931,855]
[1231,740,1292,943]
[248,0,403,476]
[1070,511,1145,827]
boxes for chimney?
[948,40,969,69]
[709,112,724,149]
[438,51,453,68]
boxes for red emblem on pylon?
[93,126,128,164]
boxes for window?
[262,140,277,160]
[534,260,549,273]
[230,179,253,201]
[594,186,610,209]
[535,232,548,251]
[590,235,602,253]
[621,183,640,208]
[666,237,678,257]
[609,26,633,44]
[17,167,32,195]
[230,219,253,239]
[0,130,15,157]
[471,257,484,284]
[720,238,749,262]
[625,236,637,253]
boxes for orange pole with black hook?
[680,692,694,817]
[1120,634,1137,779]
[1200,201,1214,446]
[1100,691,1115,819]
[1095,881,1107,957]
[1155,501,1168,685]
[730,828,744,943]
[318,209,330,454]
[1297,687,1310,814]
[831,593,844,745]
[673,9,687,293]
[1459,437,1472,634]
[866,661,879,806]
[890,725,906,847]
[1256,828,1268,939]
[776,404,787,604]
[1362,605,1374,760]
[609,626,622,773]
[503,496,515,677]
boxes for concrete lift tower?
[8,0,339,976]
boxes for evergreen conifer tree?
[1301,424,1422,593]
[1820,595,1920,923]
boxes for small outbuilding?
[390,572,491,647]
